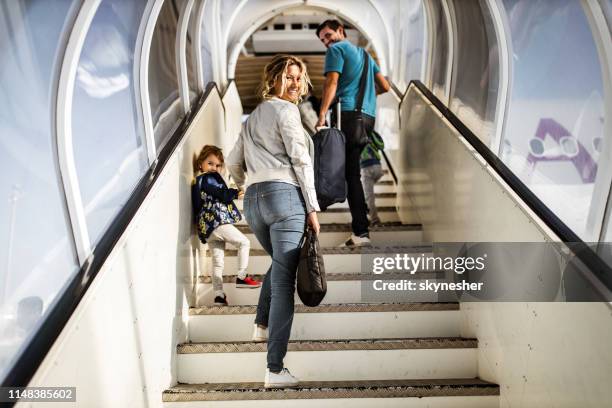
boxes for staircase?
[163,168,500,407]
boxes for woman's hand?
[307,211,320,235]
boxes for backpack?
[360,130,385,162]
[313,127,347,211]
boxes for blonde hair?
[259,54,311,103]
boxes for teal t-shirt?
[324,40,380,117]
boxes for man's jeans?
[243,182,306,372]
[341,113,376,236]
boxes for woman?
[227,54,320,388]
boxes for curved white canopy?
[222,0,392,80]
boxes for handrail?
[1,82,219,395]
[379,78,402,185]
[407,80,612,292]
[221,78,235,98]
[387,79,403,100]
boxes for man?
[315,19,390,246]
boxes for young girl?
[192,145,261,306]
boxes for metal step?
[195,274,445,306]
[234,223,422,250]
[233,207,401,225]
[163,379,499,407]
[197,270,443,284]
[177,337,478,383]
[234,192,397,211]
[203,245,432,276]
[234,222,417,234]
[188,302,461,342]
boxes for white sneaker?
[252,324,268,342]
[264,368,299,388]
[343,233,372,247]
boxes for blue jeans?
[243,182,306,372]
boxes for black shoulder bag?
[296,228,327,307]
[339,48,371,147]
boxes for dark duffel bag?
[313,127,347,210]
[297,228,327,307]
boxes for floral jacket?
[191,172,242,243]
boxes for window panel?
[72,0,149,245]
[429,0,450,101]
[186,0,201,104]
[600,0,612,29]
[397,0,426,90]
[199,0,214,86]
[0,0,79,379]
[148,0,182,148]
[449,0,500,146]
[499,0,607,240]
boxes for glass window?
[397,0,426,90]
[199,0,214,86]
[600,0,612,29]
[186,0,201,105]
[449,0,500,146]
[71,0,149,245]
[499,0,607,240]
[148,0,182,148]
[0,0,79,379]
[429,0,450,102]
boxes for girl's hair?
[196,145,223,171]
[259,54,311,103]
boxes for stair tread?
[178,337,477,353]
[198,270,444,284]
[235,222,420,234]
[324,206,396,213]
[215,244,432,257]
[190,302,459,315]
[377,179,394,185]
[163,378,499,401]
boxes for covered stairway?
[163,164,500,407]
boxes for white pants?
[208,224,250,296]
[361,164,384,222]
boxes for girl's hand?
[307,211,320,235]
[237,189,244,198]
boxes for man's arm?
[316,71,340,128]
[375,72,391,95]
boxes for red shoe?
[236,275,262,289]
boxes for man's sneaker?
[264,368,299,388]
[236,275,262,289]
[213,294,228,306]
[252,324,268,342]
[343,233,372,247]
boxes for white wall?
[18,88,226,408]
[221,80,243,156]
[398,84,612,408]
